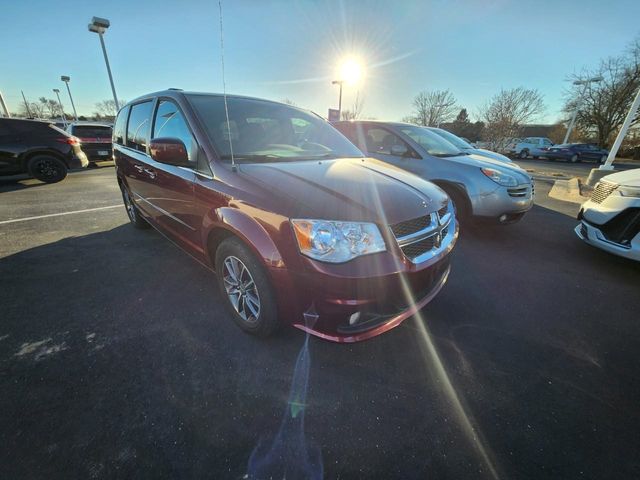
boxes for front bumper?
[575,195,640,261]
[470,182,534,219]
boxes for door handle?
[143,167,157,179]
[133,164,144,173]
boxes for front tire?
[519,149,529,159]
[600,154,607,164]
[215,237,279,337]
[570,154,579,163]
[28,155,67,183]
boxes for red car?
[114,90,458,342]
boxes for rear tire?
[519,149,529,159]
[215,237,279,337]
[120,183,149,229]
[600,154,607,164]
[570,154,579,163]
[27,155,67,183]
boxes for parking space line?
[0,205,122,225]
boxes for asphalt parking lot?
[1,166,640,479]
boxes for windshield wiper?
[219,154,282,163]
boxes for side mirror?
[149,137,190,166]
[390,144,409,157]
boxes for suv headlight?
[481,167,518,187]
[291,219,386,263]
[617,185,640,198]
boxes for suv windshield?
[187,95,363,162]
[399,125,463,157]
[431,128,473,150]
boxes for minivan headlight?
[481,167,518,187]
[617,185,640,197]
[291,219,386,263]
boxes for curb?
[548,177,585,204]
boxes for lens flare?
[338,58,363,85]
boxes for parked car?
[333,121,534,224]
[66,122,113,166]
[541,143,609,163]
[576,169,640,261]
[426,127,513,164]
[114,90,458,342]
[0,118,88,183]
[506,137,554,159]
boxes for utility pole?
[21,91,33,118]
[0,91,10,117]
[600,84,640,171]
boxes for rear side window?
[126,101,153,152]
[113,106,129,145]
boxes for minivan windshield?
[187,95,364,162]
[430,128,473,150]
[399,125,464,157]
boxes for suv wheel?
[120,184,149,229]
[600,154,607,164]
[519,149,529,159]
[28,155,67,183]
[215,237,279,337]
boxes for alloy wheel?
[122,188,136,223]
[223,255,261,323]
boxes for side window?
[152,100,196,163]
[543,138,552,146]
[113,106,129,145]
[126,101,153,152]
[365,127,406,154]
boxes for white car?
[575,168,640,261]
[506,137,554,159]
[427,127,514,164]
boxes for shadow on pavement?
[0,206,639,479]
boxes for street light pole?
[332,80,343,120]
[600,83,640,171]
[61,76,78,120]
[53,89,67,127]
[0,90,10,117]
[563,76,603,144]
[88,17,120,111]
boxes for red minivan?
[113,90,458,342]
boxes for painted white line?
[0,205,122,225]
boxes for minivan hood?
[238,157,448,224]
[601,168,640,187]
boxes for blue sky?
[2,0,639,122]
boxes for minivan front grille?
[591,181,617,204]
[390,216,431,238]
[390,209,453,264]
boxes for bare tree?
[479,87,545,148]
[38,97,63,118]
[563,40,640,148]
[341,91,365,121]
[409,89,457,127]
[93,99,124,119]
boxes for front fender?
[204,207,285,270]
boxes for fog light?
[349,312,361,325]
[499,214,508,223]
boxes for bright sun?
[339,58,363,85]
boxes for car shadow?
[0,175,48,192]
[0,209,639,479]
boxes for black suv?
[66,122,113,166]
[0,118,88,183]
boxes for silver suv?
[334,121,534,224]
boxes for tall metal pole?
[98,32,119,111]
[63,81,78,120]
[0,91,10,117]
[338,82,343,120]
[600,84,640,170]
[563,83,588,144]
[21,90,33,118]
[53,89,67,127]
